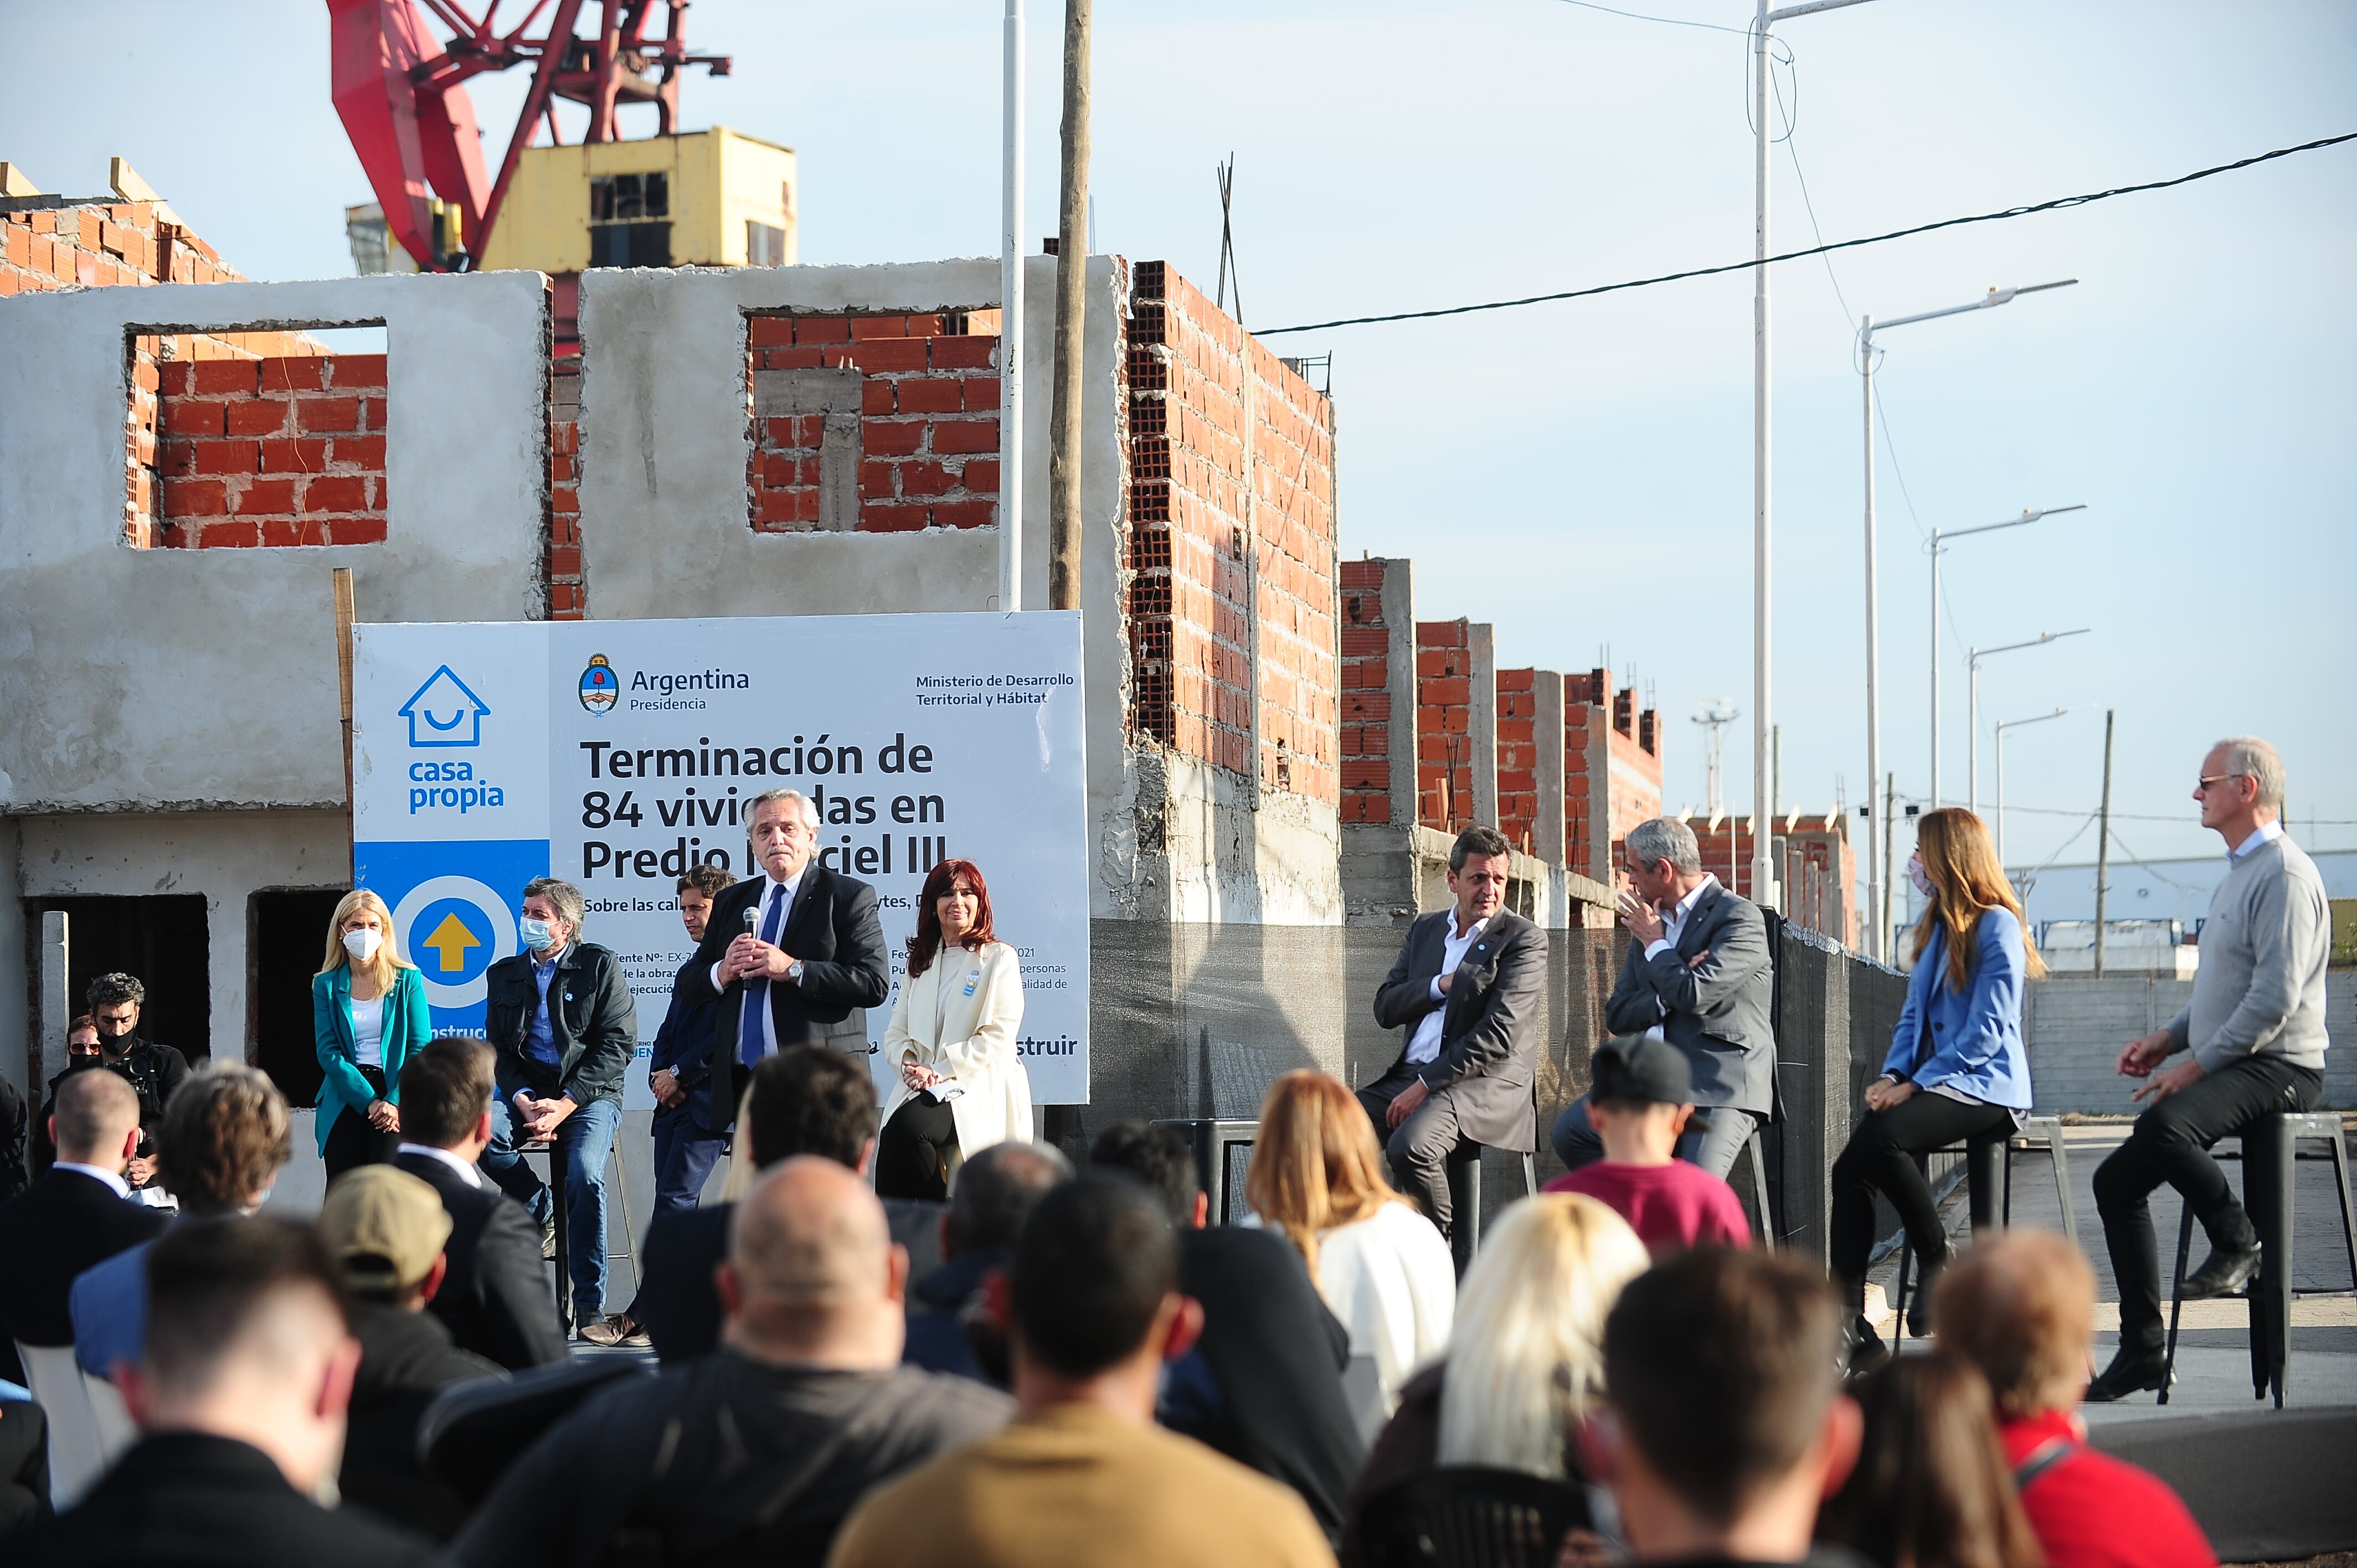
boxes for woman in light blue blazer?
[313,888,431,1182]
[1832,808,2045,1371]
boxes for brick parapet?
[136,351,389,550]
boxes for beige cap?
[320,1164,452,1292]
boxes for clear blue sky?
[7,1,2351,873]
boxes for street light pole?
[1754,0,1876,911]
[1994,708,2067,872]
[1967,631,2088,815]
[1858,279,2073,957]
[1928,503,2087,807]
[998,0,1024,611]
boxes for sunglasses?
[2195,772,2248,794]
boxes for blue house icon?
[399,666,491,748]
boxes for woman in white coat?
[875,858,1031,1200]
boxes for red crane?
[328,0,731,271]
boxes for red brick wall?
[744,312,1000,534]
[1496,667,1540,853]
[1125,262,1337,804]
[138,353,388,549]
[1689,815,1858,946]
[1339,558,1394,824]
[1417,620,1476,831]
[549,363,583,618]
[1565,668,1663,880]
[3,197,251,297]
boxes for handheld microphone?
[743,906,759,935]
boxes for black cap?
[1591,1033,1694,1106]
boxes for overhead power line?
[1255,132,2355,337]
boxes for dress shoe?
[1845,1316,1891,1379]
[1906,1258,1946,1338]
[2180,1244,2262,1300]
[2085,1347,2170,1403]
[578,1313,649,1348]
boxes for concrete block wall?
[2023,972,2357,1113]
[141,353,391,549]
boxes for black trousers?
[2094,1054,2323,1351]
[876,1094,961,1202]
[322,1092,400,1185]
[1829,1092,2018,1309]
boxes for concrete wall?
[2025,973,2357,1112]
[0,270,553,813]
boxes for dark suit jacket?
[1166,1226,1365,1542]
[642,1194,946,1364]
[394,1150,566,1371]
[0,1168,170,1347]
[0,1073,26,1203]
[677,865,890,1135]
[3,1431,441,1566]
[1603,879,1776,1115]
[339,1301,502,1544]
[1372,907,1549,1151]
[481,941,637,1107]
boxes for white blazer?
[879,940,1032,1165]
[1316,1200,1456,1410]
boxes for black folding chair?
[1354,1465,1592,1568]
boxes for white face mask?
[1907,858,1935,899]
[519,916,557,952]
[343,927,384,963]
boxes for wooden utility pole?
[335,567,358,878]
[2093,709,2116,978]
[1047,0,1090,611]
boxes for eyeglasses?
[2195,772,2248,793]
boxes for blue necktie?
[738,883,789,1066]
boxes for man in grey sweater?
[2088,736,2331,1401]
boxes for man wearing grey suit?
[1360,826,1549,1241]
[1551,817,1776,1181]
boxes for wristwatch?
[788,959,806,984]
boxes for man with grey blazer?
[2088,736,2332,1402]
[1360,826,1548,1241]
[1551,816,1776,1181]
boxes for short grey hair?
[523,876,586,929]
[2212,736,2284,811]
[746,788,820,829]
[1624,817,1701,875]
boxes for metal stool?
[1741,1127,1776,1252]
[2163,1111,2357,1409]
[1151,1117,1260,1224]
[519,1133,642,1338]
[1893,1116,2077,1342]
[1444,1139,1540,1273]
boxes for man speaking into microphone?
[680,788,892,1141]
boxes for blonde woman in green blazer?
[313,888,431,1180]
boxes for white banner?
[351,613,1090,1107]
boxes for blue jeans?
[650,1096,727,1216]
[483,1087,621,1320]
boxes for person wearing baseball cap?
[318,1165,499,1541]
[1541,1035,1753,1254]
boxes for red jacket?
[2001,1410,2215,1568]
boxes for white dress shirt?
[1407,914,1490,1065]
[53,1161,132,1199]
[397,1141,483,1188]
[2229,820,2283,862]
[1638,874,1719,1041]
[714,868,806,1062]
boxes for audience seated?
[1934,1230,2215,1568]
[1591,1247,1864,1568]
[904,1139,1072,1383]
[1542,1035,1752,1252]
[641,1046,940,1361]
[71,1062,293,1378]
[454,1156,1010,1567]
[1343,1192,1648,1562]
[1818,1352,2044,1568]
[393,1038,568,1371]
[1247,1070,1454,1410]
[830,1174,1335,1568]
[4,1216,441,1565]
[0,1071,168,1351]
[320,1164,502,1542]
[1091,1120,1366,1544]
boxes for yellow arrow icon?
[420,911,483,974]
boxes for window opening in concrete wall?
[744,310,1001,535]
[249,888,344,1108]
[25,894,211,1065]
[127,321,389,549]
